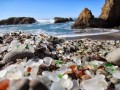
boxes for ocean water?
[0,19,119,37]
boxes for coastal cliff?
[0,17,36,25]
[100,0,120,27]
[72,0,120,29]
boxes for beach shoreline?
[61,31,120,40]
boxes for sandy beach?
[64,31,120,40]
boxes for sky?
[0,0,105,20]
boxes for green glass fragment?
[56,60,64,65]
[77,65,82,69]
[104,52,108,57]
[104,63,113,67]
[16,45,19,49]
[58,74,62,78]
[105,66,116,74]
[25,44,29,49]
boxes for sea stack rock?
[0,17,36,25]
[72,8,94,29]
[54,17,73,23]
[72,0,120,29]
[100,0,120,27]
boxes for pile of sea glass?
[0,31,120,90]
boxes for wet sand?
[64,32,120,40]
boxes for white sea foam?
[57,29,119,38]
[0,22,119,38]
[37,19,55,24]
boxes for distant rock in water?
[72,0,120,29]
[54,17,73,23]
[0,17,36,25]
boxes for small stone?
[110,77,119,84]
[96,69,108,76]
[6,70,23,80]
[106,75,112,79]
[3,48,34,64]
[71,56,81,65]
[85,70,94,77]
[82,56,91,64]
[0,46,8,54]
[26,35,31,39]
[39,76,51,87]
[24,72,30,77]
[50,82,65,90]
[71,80,80,90]
[0,70,7,78]
[107,84,115,90]
[0,36,3,44]
[60,78,73,90]
[81,75,91,80]
[115,83,120,90]
[112,71,120,79]
[8,79,30,90]
[29,80,48,90]
[43,57,53,66]
[106,48,120,65]
[0,62,5,69]
[35,45,50,59]
[5,36,13,43]
[81,75,108,90]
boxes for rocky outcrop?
[72,8,94,29]
[0,17,36,25]
[72,0,120,29]
[3,44,35,64]
[54,17,73,23]
[72,8,108,29]
[100,0,120,27]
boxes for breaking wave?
[0,20,119,38]
[37,19,55,24]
